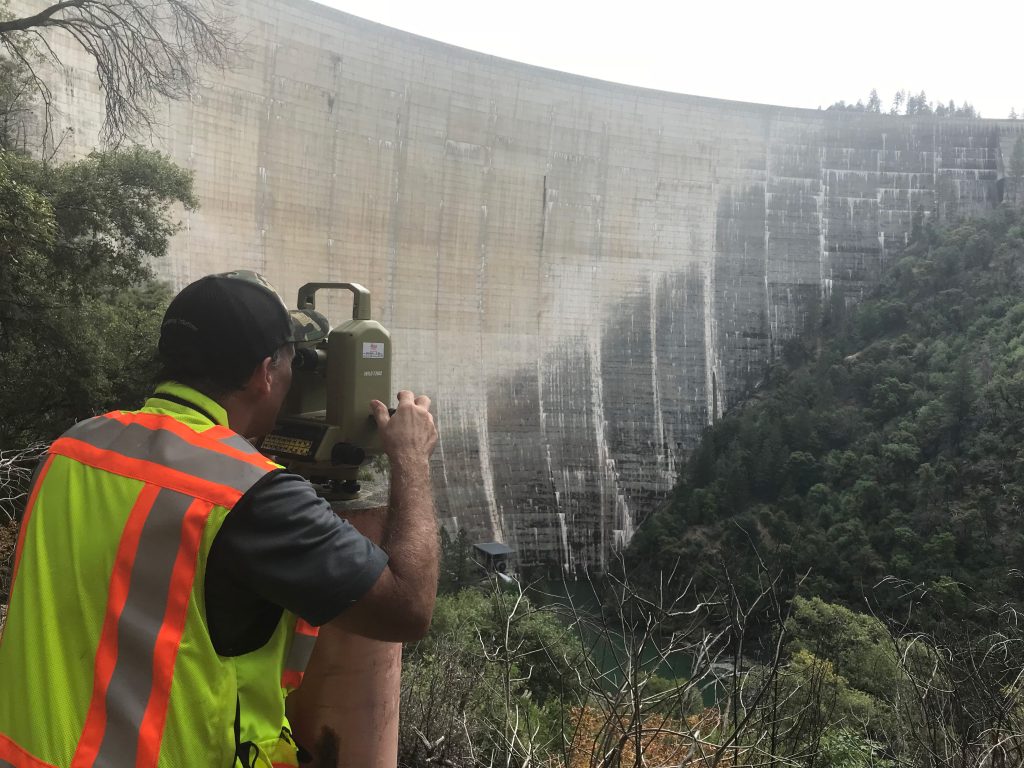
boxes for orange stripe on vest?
[281,669,304,690]
[50,438,243,508]
[0,734,59,768]
[103,412,277,471]
[72,484,162,768]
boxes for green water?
[526,578,724,706]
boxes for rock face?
[18,0,1021,570]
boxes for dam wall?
[14,0,1020,570]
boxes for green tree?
[890,90,905,115]
[0,54,194,641]
[866,89,881,114]
[629,208,1024,635]
[817,728,891,768]
[401,584,584,765]
[785,597,898,700]
[905,91,932,115]
[438,527,475,594]
[830,89,975,118]
[0,147,193,446]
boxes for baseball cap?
[159,270,299,385]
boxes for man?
[0,271,439,767]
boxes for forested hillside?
[629,208,1024,627]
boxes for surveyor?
[0,271,439,767]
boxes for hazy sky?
[314,0,1021,119]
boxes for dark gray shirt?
[205,470,389,656]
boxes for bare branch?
[0,442,47,523]
[0,0,241,142]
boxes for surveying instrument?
[258,282,391,502]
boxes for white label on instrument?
[363,342,385,359]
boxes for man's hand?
[338,390,439,641]
[370,390,438,466]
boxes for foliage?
[0,56,192,616]
[628,208,1024,636]
[401,563,742,768]
[400,583,585,766]
[0,146,191,446]
[733,597,904,763]
[0,55,38,149]
[399,573,1024,766]
[785,597,898,702]
[816,727,891,768]
[438,527,478,594]
[827,89,978,117]
[555,567,725,767]
[0,145,184,618]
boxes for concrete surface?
[11,0,1022,569]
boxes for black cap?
[159,271,297,385]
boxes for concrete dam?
[22,0,1022,570]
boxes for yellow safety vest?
[0,383,318,768]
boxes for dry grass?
[557,707,741,768]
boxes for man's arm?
[333,390,439,642]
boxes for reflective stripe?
[215,431,265,456]
[5,407,280,764]
[74,486,161,768]
[50,438,242,510]
[73,489,214,768]
[136,496,212,767]
[62,417,272,495]
[104,413,275,473]
[281,621,319,690]
[0,734,59,767]
[283,634,318,678]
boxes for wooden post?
[287,486,401,768]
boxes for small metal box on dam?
[474,541,515,575]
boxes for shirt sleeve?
[210,470,389,627]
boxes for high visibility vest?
[0,385,320,768]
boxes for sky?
[312,0,1022,119]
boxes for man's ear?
[245,356,274,397]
